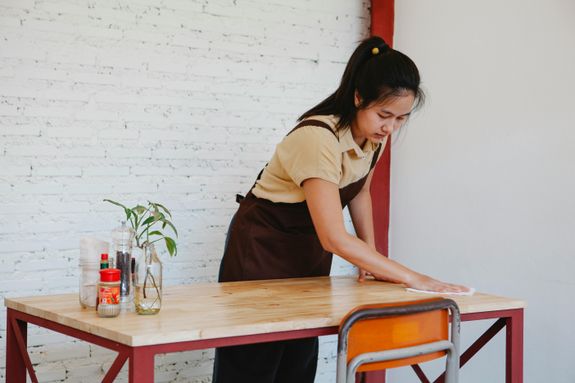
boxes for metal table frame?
[6,306,523,383]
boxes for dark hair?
[299,36,425,130]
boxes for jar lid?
[100,268,121,282]
[101,253,109,260]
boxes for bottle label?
[99,285,120,305]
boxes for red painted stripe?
[371,0,395,45]
[370,0,394,257]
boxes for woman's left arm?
[348,169,377,281]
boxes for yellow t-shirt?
[252,115,385,203]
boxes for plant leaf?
[164,236,177,256]
[141,216,156,226]
[147,231,162,237]
[161,219,178,236]
[103,199,128,210]
[104,199,134,223]
[153,202,172,218]
[133,205,147,215]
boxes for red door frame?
[369,4,393,379]
[370,0,395,257]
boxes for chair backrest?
[337,298,460,382]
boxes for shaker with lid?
[97,268,121,318]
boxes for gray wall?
[391,0,575,382]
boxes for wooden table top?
[4,276,525,347]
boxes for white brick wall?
[0,0,370,381]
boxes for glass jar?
[79,261,99,308]
[97,268,121,318]
[79,237,109,308]
[111,222,135,311]
[134,243,163,315]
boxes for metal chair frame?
[336,298,461,383]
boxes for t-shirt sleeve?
[276,125,341,186]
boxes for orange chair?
[336,298,460,383]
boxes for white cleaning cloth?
[406,287,476,296]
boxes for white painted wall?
[0,0,368,381]
[391,1,575,382]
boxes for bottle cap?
[100,268,121,282]
[101,253,109,260]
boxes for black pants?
[212,337,319,383]
[213,214,319,382]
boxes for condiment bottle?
[100,253,109,269]
[97,268,121,318]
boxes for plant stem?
[141,250,161,304]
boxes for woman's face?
[351,91,415,146]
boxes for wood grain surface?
[4,276,525,346]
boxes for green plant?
[104,199,178,313]
[103,199,178,255]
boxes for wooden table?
[5,276,525,382]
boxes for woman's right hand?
[405,273,471,294]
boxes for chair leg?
[444,345,459,383]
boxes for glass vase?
[134,243,162,315]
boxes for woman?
[213,36,469,383]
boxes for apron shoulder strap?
[287,119,338,140]
[369,143,383,170]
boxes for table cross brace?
[6,308,130,383]
[406,317,509,383]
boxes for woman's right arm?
[302,177,468,293]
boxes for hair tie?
[371,43,389,56]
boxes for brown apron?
[219,120,382,282]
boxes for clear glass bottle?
[134,243,163,315]
[111,222,135,311]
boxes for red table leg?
[506,309,524,383]
[129,346,155,383]
[362,370,386,382]
[6,308,28,383]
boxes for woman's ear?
[354,90,362,108]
